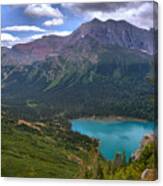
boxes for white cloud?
[62,2,157,30]
[24,4,64,27]
[84,3,154,30]
[43,18,64,26]
[28,31,72,41]
[2,25,46,32]
[24,4,63,18]
[1,33,20,48]
[25,31,72,41]
[49,31,72,37]
[1,33,19,42]
[1,31,72,48]
[87,2,155,29]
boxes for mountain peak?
[88,18,132,28]
[91,18,102,23]
[105,19,129,25]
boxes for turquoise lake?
[71,119,155,161]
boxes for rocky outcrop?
[131,133,157,181]
[141,168,157,181]
[141,134,155,147]
[17,119,46,134]
[132,134,156,161]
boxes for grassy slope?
[1,116,99,178]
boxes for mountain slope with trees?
[2,19,157,121]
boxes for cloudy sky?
[1,2,157,47]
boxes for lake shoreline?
[72,115,150,124]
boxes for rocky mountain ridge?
[2,18,157,66]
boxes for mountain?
[1,19,157,120]
[2,19,156,66]
[69,18,155,54]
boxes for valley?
[1,17,158,180]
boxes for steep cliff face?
[71,19,155,54]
